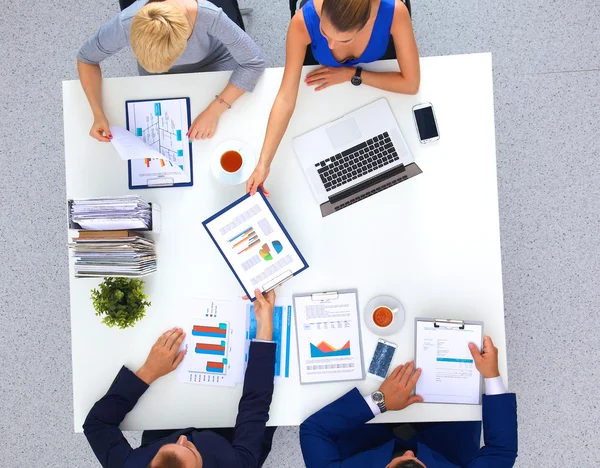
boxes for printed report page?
[415,321,483,404]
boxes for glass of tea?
[372,306,394,328]
[220,150,243,173]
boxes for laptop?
[292,98,422,217]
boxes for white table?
[63,53,506,432]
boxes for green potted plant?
[91,277,151,329]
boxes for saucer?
[211,140,256,185]
[364,295,405,336]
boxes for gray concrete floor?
[1,0,599,466]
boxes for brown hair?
[148,451,185,468]
[321,0,372,32]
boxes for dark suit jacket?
[300,388,518,468]
[84,341,276,468]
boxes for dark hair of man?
[396,460,423,468]
[321,0,372,32]
[147,451,184,468]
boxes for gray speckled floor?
[1,0,598,467]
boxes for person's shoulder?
[197,0,221,16]
[391,0,410,19]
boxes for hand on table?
[243,289,276,341]
[188,104,224,140]
[89,115,112,142]
[135,328,186,384]
[246,164,270,197]
[305,66,355,91]
[469,335,500,378]
[379,361,423,411]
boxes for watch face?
[372,391,383,403]
[351,76,362,86]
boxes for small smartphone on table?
[367,339,397,380]
[413,102,440,143]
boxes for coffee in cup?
[372,306,393,328]
[220,150,243,173]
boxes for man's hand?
[252,289,275,341]
[188,104,223,140]
[305,66,355,91]
[246,164,271,197]
[469,335,500,378]
[90,115,112,142]
[379,361,423,411]
[135,328,186,385]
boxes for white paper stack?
[70,196,152,231]
[68,235,157,278]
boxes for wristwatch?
[351,66,363,86]
[371,390,387,413]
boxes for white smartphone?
[413,102,440,143]
[367,339,397,381]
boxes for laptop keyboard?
[315,131,400,192]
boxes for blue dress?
[302,0,395,67]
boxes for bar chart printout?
[189,321,229,379]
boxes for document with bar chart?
[203,190,308,301]
[177,299,247,387]
[125,97,193,188]
[293,290,365,384]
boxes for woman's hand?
[188,104,224,140]
[252,289,276,341]
[246,164,271,197]
[135,328,186,384]
[305,66,355,91]
[90,115,112,142]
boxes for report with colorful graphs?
[125,97,193,188]
[293,290,365,384]
[203,190,309,301]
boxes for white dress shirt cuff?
[364,394,381,416]
[484,376,506,395]
[252,339,275,344]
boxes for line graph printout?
[294,291,364,384]
[126,98,192,187]
[204,192,308,299]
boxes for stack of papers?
[68,235,157,278]
[70,196,152,231]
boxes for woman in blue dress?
[247,0,420,195]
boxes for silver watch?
[371,390,387,413]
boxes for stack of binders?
[68,231,157,278]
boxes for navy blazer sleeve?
[83,366,149,468]
[469,393,518,467]
[300,388,394,468]
[232,341,277,468]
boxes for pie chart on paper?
[259,244,273,261]
[272,241,283,254]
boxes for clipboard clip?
[148,177,175,187]
[434,319,465,330]
[311,291,339,302]
[262,270,294,292]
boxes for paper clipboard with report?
[415,318,484,405]
[123,97,194,189]
[293,290,365,384]
[203,190,309,301]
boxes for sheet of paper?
[177,299,248,387]
[204,193,307,298]
[415,320,483,404]
[294,292,364,384]
[246,297,293,383]
[110,126,182,173]
[125,98,192,186]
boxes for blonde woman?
[247,0,419,196]
[77,0,266,142]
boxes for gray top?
[77,0,266,92]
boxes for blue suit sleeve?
[83,366,149,468]
[468,393,518,468]
[300,388,393,468]
[232,341,276,468]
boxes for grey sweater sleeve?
[77,13,128,65]
[207,8,266,92]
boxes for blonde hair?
[322,0,372,32]
[130,2,190,73]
